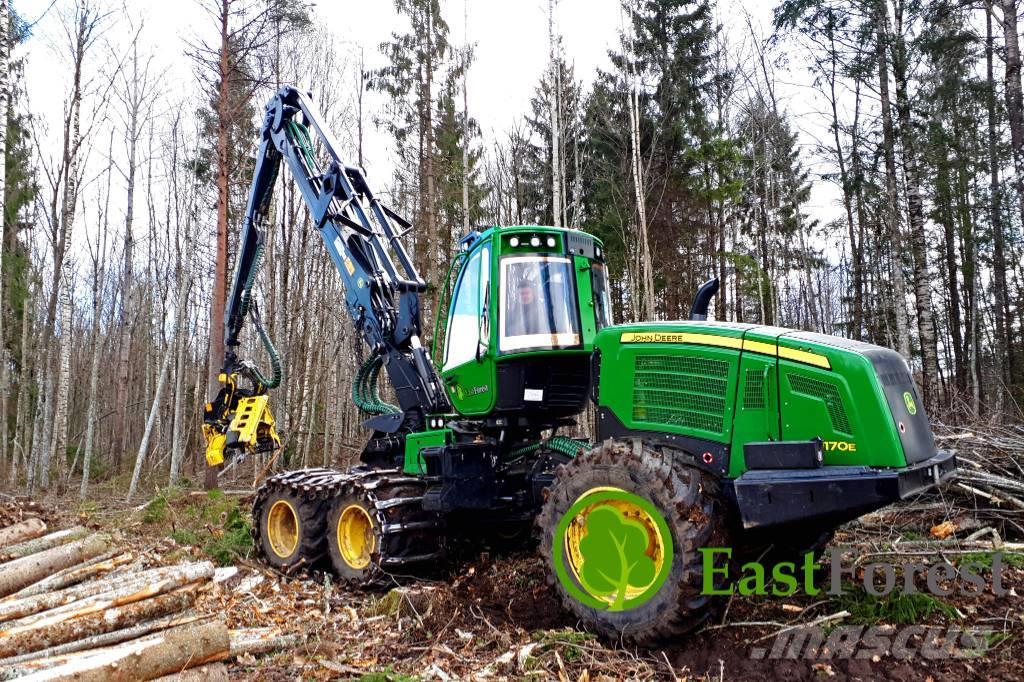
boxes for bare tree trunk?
[1001,0,1024,230]
[49,285,72,489]
[461,4,471,235]
[0,0,10,473]
[126,341,174,502]
[128,269,188,500]
[548,0,563,228]
[80,334,102,498]
[113,114,138,473]
[890,1,942,408]
[991,0,1014,409]
[205,0,232,490]
[422,3,438,331]
[9,271,32,485]
[876,6,911,360]
[169,316,189,485]
[624,1,653,320]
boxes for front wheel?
[537,440,727,645]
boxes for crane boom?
[203,86,448,470]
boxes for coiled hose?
[509,437,590,460]
[352,355,400,415]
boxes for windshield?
[591,262,613,329]
[500,255,581,352]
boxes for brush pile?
[936,423,1024,539]
[0,497,291,681]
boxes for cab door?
[440,244,496,415]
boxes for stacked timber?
[0,502,294,680]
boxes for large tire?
[253,488,327,572]
[537,439,726,646]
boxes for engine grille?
[632,355,729,435]
[787,373,852,435]
[743,368,765,409]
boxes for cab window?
[444,247,488,369]
[591,262,613,329]
[499,255,581,352]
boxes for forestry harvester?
[202,87,956,644]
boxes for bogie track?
[252,467,444,584]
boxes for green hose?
[239,240,264,319]
[250,316,283,389]
[547,436,590,457]
[367,356,399,413]
[352,355,400,416]
[237,238,282,390]
[287,120,318,171]
[508,437,589,460]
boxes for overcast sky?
[15,0,844,246]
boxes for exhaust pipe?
[689,278,719,321]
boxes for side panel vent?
[743,369,765,409]
[632,354,729,435]
[787,373,852,435]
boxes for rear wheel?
[537,439,726,645]
[253,489,326,572]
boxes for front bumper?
[728,449,957,529]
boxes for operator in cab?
[506,279,547,336]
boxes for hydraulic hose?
[508,437,590,461]
[237,238,283,390]
[352,355,399,415]
[249,305,283,390]
[547,436,590,458]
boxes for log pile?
[0,501,296,680]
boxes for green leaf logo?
[577,506,657,610]
[553,489,673,612]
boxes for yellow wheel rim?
[337,504,375,570]
[564,486,666,604]
[267,500,299,558]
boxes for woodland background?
[0,0,1019,498]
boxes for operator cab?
[435,226,612,422]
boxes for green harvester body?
[418,225,955,531]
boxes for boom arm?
[205,86,449,467]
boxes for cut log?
[0,534,109,598]
[0,527,90,562]
[0,613,208,668]
[0,583,202,658]
[0,518,47,548]
[14,621,230,682]
[229,627,302,657]
[5,551,133,600]
[151,663,230,682]
[0,561,213,624]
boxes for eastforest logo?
[553,489,673,611]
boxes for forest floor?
[10,423,1024,681]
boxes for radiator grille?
[743,369,765,409]
[787,373,852,435]
[632,354,729,434]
